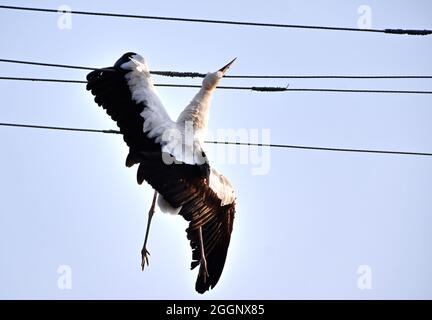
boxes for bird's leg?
[141,190,158,271]
[198,226,209,282]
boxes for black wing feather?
[86,53,160,167]
[137,149,235,293]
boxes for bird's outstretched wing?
[86,52,176,166]
[86,52,235,293]
[182,187,235,294]
[137,151,236,294]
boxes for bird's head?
[202,58,237,90]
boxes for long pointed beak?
[218,58,237,74]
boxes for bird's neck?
[177,87,214,139]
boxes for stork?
[86,53,236,294]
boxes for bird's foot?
[141,247,150,271]
[199,257,209,283]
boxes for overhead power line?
[0,122,431,157]
[0,122,119,135]
[0,58,95,71]
[0,76,87,84]
[2,58,432,80]
[0,5,431,36]
[1,76,431,95]
[0,76,288,92]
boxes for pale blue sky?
[0,0,431,299]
